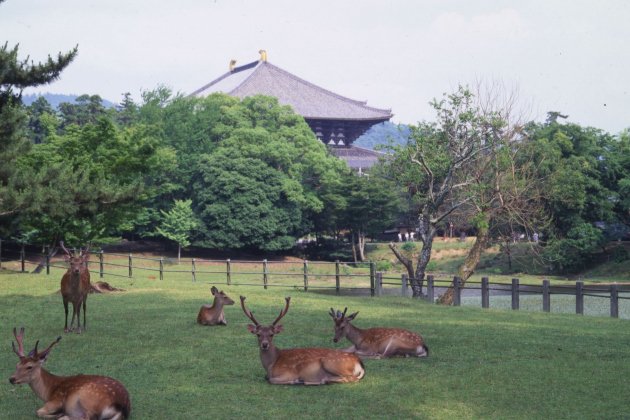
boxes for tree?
[0,13,78,232]
[156,199,196,264]
[342,173,400,263]
[26,96,55,144]
[437,81,548,305]
[383,86,499,297]
[57,94,107,132]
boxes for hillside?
[354,121,410,150]
[22,92,117,110]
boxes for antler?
[12,327,25,357]
[59,241,73,257]
[79,240,92,257]
[240,296,260,327]
[271,297,291,327]
[32,336,62,359]
[332,307,347,321]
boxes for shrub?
[401,242,417,252]
[613,246,629,263]
[376,260,394,272]
[426,261,438,271]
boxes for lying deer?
[330,308,429,359]
[241,296,365,385]
[197,286,235,325]
[60,241,91,334]
[9,327,131,420]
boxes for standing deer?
[241,296,366,385]
[197,286,235,326]
[9,327,131,420]
[329,308,429,359]
[60,241,91,334]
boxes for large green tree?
[0,10,78,232]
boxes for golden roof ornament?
[229,59,237,72]
[259,50,267,62]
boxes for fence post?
[543,279,550,312]
[426,275,434,302]
[21,243,25,272]
[303,260,309,292]
[610,284,619,318]
[191,258,196,282]
[159,258,163,280]
[481,277,489,308]
[511,278,519,310]
[453,276,461,306]
[226,259,231,285]
[335,261,340,295]
[375,272,383,297]
[0,238,2,270]
[576,281,584,315]
[128,254,132,278]
[402,274,409,298]
[370,261,376,297]
[99,250,104,278]
[263,259,268,290]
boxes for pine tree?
[156,200,197,264]
[0,10,78,230]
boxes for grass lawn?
[1,271,630,419]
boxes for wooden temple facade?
[189,51,391,169]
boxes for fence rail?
[1,240,628,319]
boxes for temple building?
[189,51,391,169]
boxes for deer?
[9,327,131,420]
[241,296,366,385]
[197,286,235,325]
[329,308,429,359]
[60,241,91,334]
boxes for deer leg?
[76,302,82,335]
[339,345,358,353]
[82,299,87,331]
[63,300,69,333]
[268,377,305,385]
[218,312,227,326]
[35,400,64,418]
[353,350,381,359]
[69,302,77,332]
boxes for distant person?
[410,232,415,242]
[405,232,409,241]
[443,231,447,241]
[398,233,402,243]
[460,231,466,243]
[533,233,539,242]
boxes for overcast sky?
[2,0,628,133]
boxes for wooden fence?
[2,240,628,318]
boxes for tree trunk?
[358,228,366,262]
[411,226,435,298]
[438,214,491,305]
[351,232,358,264]
[178,242,181,265]
[388,242,415,280]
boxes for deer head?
[60,241,91,274]
[9,328,61,385]
[329,307,359,343]
[241,296,290,351]
[211,286,234,306]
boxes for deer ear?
[62,255,71,263]
[211,286,218,295]
[82,254,90,262]
[347,311,359,321]
[273,325,284,334]
[246,324,258,334]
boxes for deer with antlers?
[60,241,91,334]
[330,308,429,359]
[9,327,131,420]
[197,286,235,326]
[241,296,366,385]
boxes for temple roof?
[331,146,387,169]
[189,60,393,121]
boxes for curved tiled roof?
[190,61,393,121]
[332,146,387,168]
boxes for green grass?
[1,271,630,419]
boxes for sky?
[1,0,628,133]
